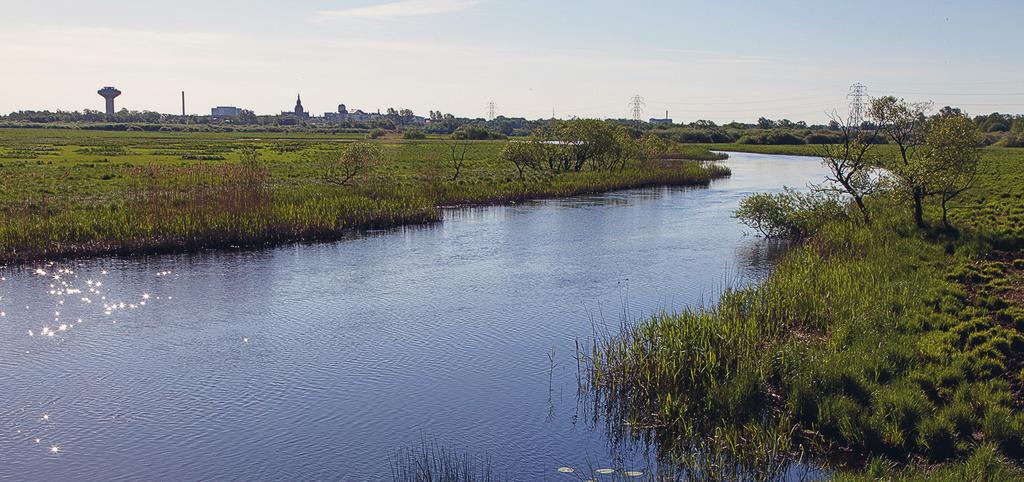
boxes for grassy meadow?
[587,144,1024,479]
[0,128,728,263]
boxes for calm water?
[0,153,829,481]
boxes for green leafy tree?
[606,128,640,171]
[921,114,982,228]
[548,119,619,172]
[1012,117,1024,136]
[640,132,670,160]
[868,96,932,227]
[500,141,540,180]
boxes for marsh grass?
[586,197,1024,476]
[0,129,729,263]
[390,438,502,482]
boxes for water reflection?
[0,152,829,480]
[735,238,795,281]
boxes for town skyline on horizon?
[3,0,1024,123]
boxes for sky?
[2,0,1023,123]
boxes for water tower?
[98,87,121,115]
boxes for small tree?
[868,96,933,227]
[501,141,539,180]
[444,139,469,180]
[818,113,878,224]
[639,132,670,161]
[320,142,382,186]
[550,119,617,172]
[607,129,641,171]
[922,114,982,228]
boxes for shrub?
[737,131,807,145]
[676,130,712,143]
[402,129,426,140]
[735,187,846,239]
[805,132,843,144]
[367,128,386,139]
[452,124,500,140]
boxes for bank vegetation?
[587,99,1024,480]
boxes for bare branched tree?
[319,142,383,187]
[819,112,878,224]
[444,139,469,181]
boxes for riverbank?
[0,128,729,264]
[587,147,1024,478]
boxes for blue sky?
[2,0,1023,122]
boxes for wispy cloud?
[312,0,481,21]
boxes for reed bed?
[0,162,439,262]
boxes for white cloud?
[312,0,481,21]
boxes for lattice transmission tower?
[847,83,868,128]
[628,95,646,125]
[486,101,497,121]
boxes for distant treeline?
[645,109,1024,147]
[3,106,1023,146]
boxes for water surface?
[0,153,828,480]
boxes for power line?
[628,94,645,125]
[877,91,1024,96]
[647,93,838,106]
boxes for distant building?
[650,110,673,125]
[324,102,383,122]
[211,106,242,117]
[282,94,309,119]
[324,103,349,122]
[324,102,426,125]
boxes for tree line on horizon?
[2,105,1023,147]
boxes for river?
[0,152,829,481]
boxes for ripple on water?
[0,154,833,480]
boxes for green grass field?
[0,128,728,263]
